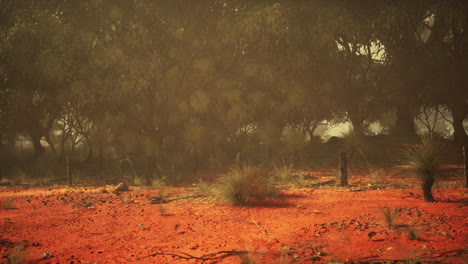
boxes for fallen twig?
[147,194,204,204]
[252,219,280,243]
[127,250,249,263]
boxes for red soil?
[1,168,467,264]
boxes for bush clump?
[404,134,444,202]
[215,166,272,206]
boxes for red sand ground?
[1,168,467,264]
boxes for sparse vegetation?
[273,161,307,187]
[196,178,212,196]
[7,245,29,264]
[215,166,273,206]
[133,176,147,186]
[151,177,168,188]
[404,134,444,202]
[238,251,258,264]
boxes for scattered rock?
[41,251,53,259]
[368,231,377,239]
[113,182,129,194]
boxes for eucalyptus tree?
[230,1,344,161]
[86,0,244,176]
[375,0,440,139]
[317,1,388,136]
[423,1,468,147]
[0,1,76,158]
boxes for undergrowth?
[7,245,29,264]
[215,165,273,206]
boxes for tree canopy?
[1,0,467,176]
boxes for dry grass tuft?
[215,165,272,206]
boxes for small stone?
[113,182,129,193]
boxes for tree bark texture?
[464,146,468,188]
[422,172,435,202]
[31,133,45,158]
[392,105,416,139]
[340,151,349,187]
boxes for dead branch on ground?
[126,250,249,263]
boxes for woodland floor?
[0,166,467,264]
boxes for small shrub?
[273,161,307,187]
[215,166,272,206]
[238,251,258,264]
[151,176,168,188]
[196,178,212,195]
[8,244,29,264]
[134,176,147,186]
[273,160,294,182]
[403,134,444,202]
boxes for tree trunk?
[422,173,435,202]
[392,105,416,139]
[85,138,93,162]
[192,152,199,173]
[348,114,365,136]
[31,133,45,158]
[450,103,468,148]
[340,151,349,187]
[464,146,468,188]
[449,103,468,188]
[145,155,153,186]
[67,156,73,187]
[6,133,15,154]
[97,143,104,176]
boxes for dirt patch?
[0,169,467,263]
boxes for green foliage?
[196,178,212,196]
[0,0,466,180]
[273,160,307,188]
[215,166,272,206]
[133,176,147,186]
[403,134,444,180]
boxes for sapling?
[404,134,443,202]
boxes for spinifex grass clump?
[404,134,444,202]
[215,165,272,206]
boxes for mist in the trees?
[0,0,467,180]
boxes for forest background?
[0,0,467,185]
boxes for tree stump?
[340,151,348,187]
